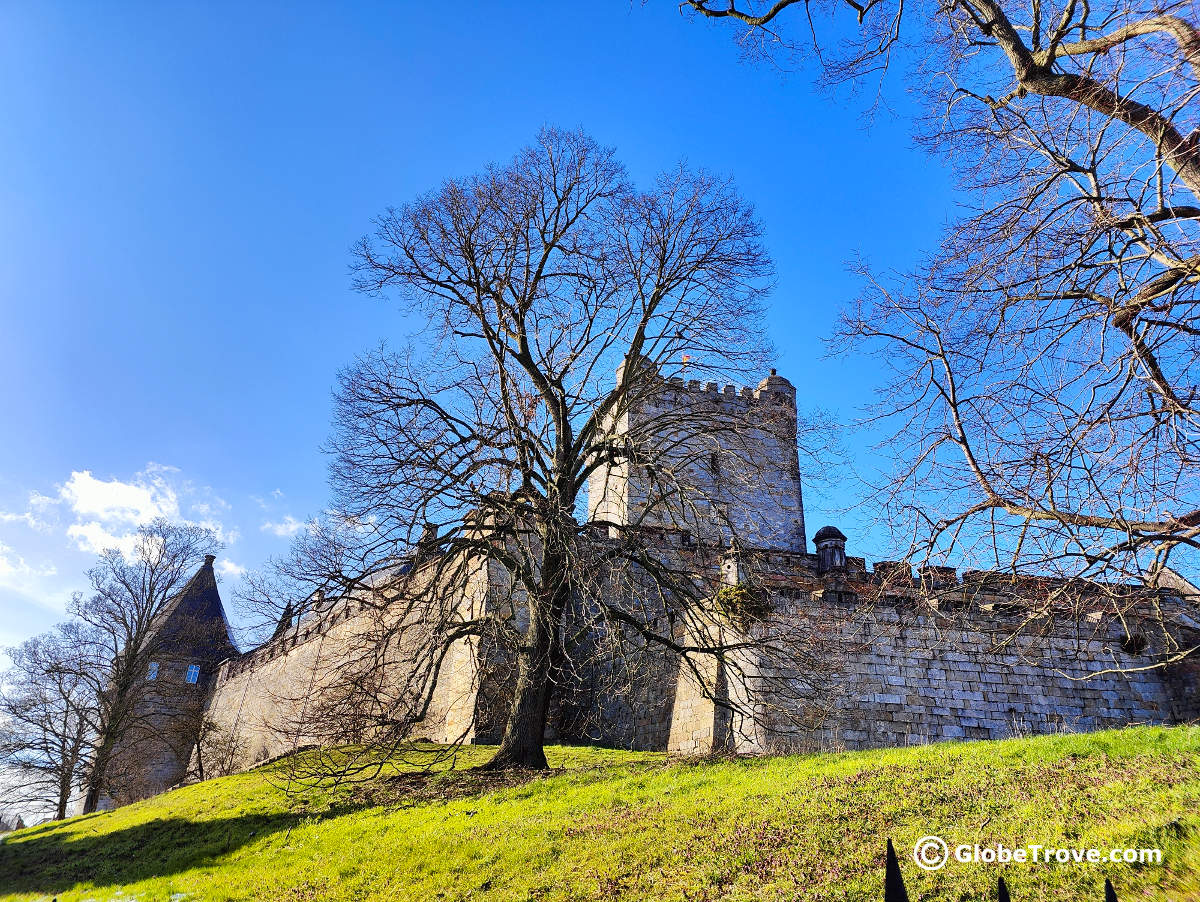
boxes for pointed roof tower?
[149,554,238,661]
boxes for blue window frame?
[147,661,159,681]
[185,664,200,684]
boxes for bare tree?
[73,519,220,812]
[189,715,247,783]
[0,623,94,820]
[678,1,1200,633]
[252,128,847,773]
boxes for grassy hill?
[1,726,1198,901]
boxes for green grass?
[2,726,1199,901]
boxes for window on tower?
[147,661,159,681]
[185,664,201,684]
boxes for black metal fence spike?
[874,847,1121,901]
[884,839,910,902]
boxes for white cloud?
[0,465,246,646]
[0,541,57,598]
[65,521,141,558]
[51,464,236,557]
[261,516,305,538]
[58,466,180,555]
[61,465,180,526]
[195,520,239,547]
[191,496,231,518]
[0,491,60,533]
[251,489,285,511]
[216,559,247,578]
[0,510,41,529]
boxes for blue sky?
[0,1,953,651]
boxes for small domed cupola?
[813,525,847,574]
[755,368,796,398]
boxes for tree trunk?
[483,604,554,770]
[56,782,69,821]
[82,736,114,814]
[82,781,101,815]
[195,736,206,783]
[483,532,570,771]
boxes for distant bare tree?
[0,623,94,820]
[73,519,219,813]
[251,128,845,773]
[679,2,1200,626]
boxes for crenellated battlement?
[663,368,797,406]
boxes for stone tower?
[96,555,238,808]
[587,364,806,550]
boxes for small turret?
[813,525,847,575]
[755,368,796,404]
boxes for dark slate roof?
[149,555,238,661]
[812,525,847,544]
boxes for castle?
[105,368,1200,805]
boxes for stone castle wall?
[199,546,1196,769]
[98,368,1197,810]
[705,595,1176,753]
[541,546,1195,755]
[205,557,507,770]
[206,602,372,767]
[803,607,1174,749]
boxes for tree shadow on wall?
[0,809,316,897]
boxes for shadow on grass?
[0,809,318,897]
[0,763,641,898]
[0,769,550,898]
[350,764,545,808]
